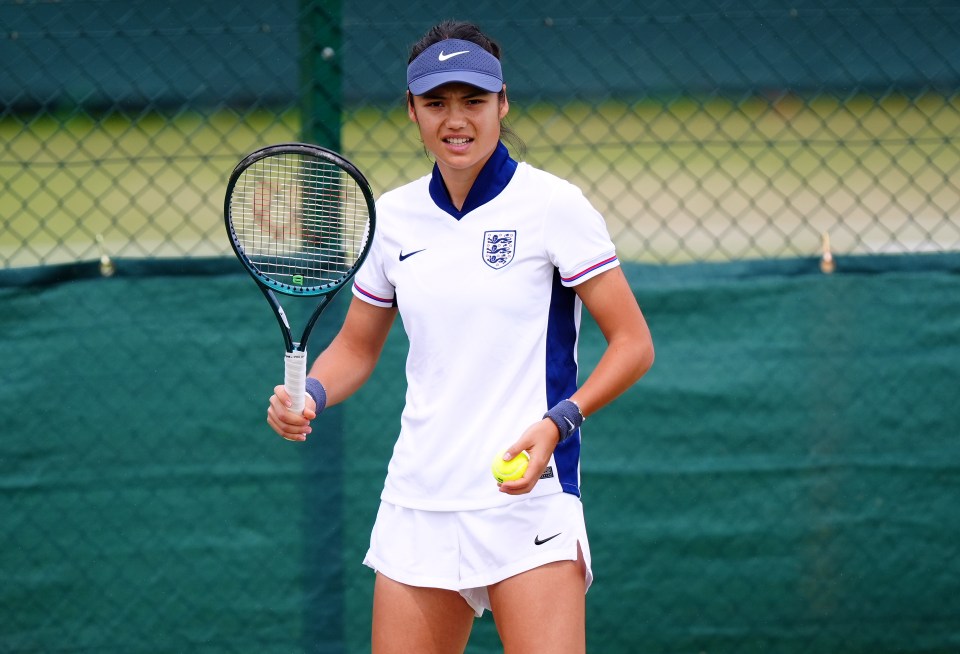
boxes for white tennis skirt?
[363,492,593,616]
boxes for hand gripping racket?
[224,143,376,414]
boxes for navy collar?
[428,141,518,220]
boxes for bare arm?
[569,265,654,416]
[500,266,653,493]
[267,297,397,441]
[307,297,398,406]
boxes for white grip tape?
[284,350,307,414]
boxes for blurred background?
[2,1,959,652]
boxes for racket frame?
[224,142,376,413]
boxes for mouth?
[443,136,473,145]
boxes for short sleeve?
[544,181,620,287]
[352,222,395,308]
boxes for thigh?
[487,548,588,654]
[372,573,475,654]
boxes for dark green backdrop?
[2,255,959,652]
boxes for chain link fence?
[2,2,960,653]
[3,1,959,269]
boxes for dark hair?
[407,20,502,64]
[407,20,526,159]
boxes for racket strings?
[231,153,370,290]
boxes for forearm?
[307,298,396,409]
[308,338,380,407]
[571,330,653,417]
[570,267,655,418]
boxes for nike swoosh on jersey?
[534,533,561,546]
[399,249,426,261]
[438,50,469,61]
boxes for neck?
[428,141,517,220]
[437,155,494,211]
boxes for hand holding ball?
[492,450,530,483]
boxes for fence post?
[298,7,345,652]
[299,0,342,150]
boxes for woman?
[267,20,654,654]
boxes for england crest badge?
[482,230,516,269]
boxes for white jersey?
[352,143,619,511]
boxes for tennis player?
[267,20,654,654]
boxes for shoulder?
[376,173,431,212]
[513,162,591,205]
[515,161,568,188]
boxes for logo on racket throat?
[482,230,515,269]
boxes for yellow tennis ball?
[491,450,530,483]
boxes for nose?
[444,104,467,128]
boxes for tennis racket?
[224,142,376,414]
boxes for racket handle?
[284,350,307,414]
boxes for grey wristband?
[543,399,584,443]
[304,377,327,414]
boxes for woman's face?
[408,82,509,180]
